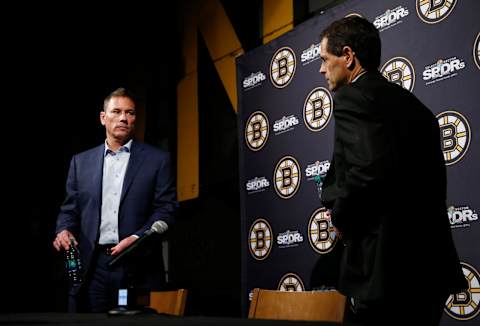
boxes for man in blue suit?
[53,87,178,312]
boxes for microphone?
[108,220,168,269]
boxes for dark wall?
[2,4,178,312]
[165,1,262,317]
[1,0,342,315]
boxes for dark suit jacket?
[321,71,466,301]
[56,139,178,291]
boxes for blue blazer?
[56,139,177,282]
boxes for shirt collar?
[351,70,368,83]
[104,139,132,156]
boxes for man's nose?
[319,63,326,74]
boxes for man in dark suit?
[319,16,467,325]
[53,87,178,312]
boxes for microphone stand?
[107,230,163,316]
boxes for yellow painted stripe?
[263,0,293,44]
[177,0,251,200]
[198,0,244,111]
[177,73,199,201]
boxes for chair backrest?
[248,288,346,322]
[149,289,188,316]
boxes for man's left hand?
[110,235,138,256]
[325,209,343,239]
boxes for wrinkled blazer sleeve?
[55,156,81,235]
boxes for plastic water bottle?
[65,238,83,285]
[314,175,324,200]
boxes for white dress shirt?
[98,139,132,245]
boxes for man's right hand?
[53,230,77,251]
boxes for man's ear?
[100,111,105,126]
[342,46,355,69]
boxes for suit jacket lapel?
[92,145,105,209]
[120,139,145,204]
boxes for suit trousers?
[349,292,448,326]
[69,245,125,313]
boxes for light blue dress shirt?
[98,139,132,245]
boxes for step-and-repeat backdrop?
[237,0,479,324]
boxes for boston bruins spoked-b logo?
[436,111,471,165]
[444,262,480,321]
[270,47,296,88]
[381,57,415,92]
[416,0,457,24]
[245,111,269,151]
[345,12,363,18]
[308,208,338,254]
[273,156,301,199]
[303,87,333,132]
[278,273,305,292]
[249,219,273,260]
[474,33,480,71]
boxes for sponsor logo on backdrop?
[305,160,330,181]
[273,114,299,135]
[474,33,480,71]
[423,57,465,85]
[436,111,471,165]
[242,71,266,91]
[245,111,269,151]
[416,0,457,24]
[246,177,270,194]
[303,87,333,132]
[278,273,305,291]
[270,47,296,88]
[301,42,321,66]
[273,156,301,199]
[444,262,480,321]
[381,57,415,92]
[249,219,273,260]
[308,208,338,254]
[277,230,304,248]
[374,5,409,32]
[448,205,478,229]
